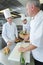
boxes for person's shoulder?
[3,22,7,27]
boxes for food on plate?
[15,38,20,43]
[3,47,10,55]
[25,40,30,43]
[15,38,22,43]
[20,31,27,35]
[19,33,29,40]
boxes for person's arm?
[14,25,18,38]
[23,25,25,31]
[23,24,26,32]
[2,25,12,46]
[16,27,18,38]
[24,33,30,41]
[18,44,37,52]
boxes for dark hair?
[23,19,27,21]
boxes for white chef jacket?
[2,22,18,43]
[30,10,43,62]
[23,22,30,33]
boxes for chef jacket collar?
[33,10,42,19]
[7,22,13,25]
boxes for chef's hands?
[3,41,12,51]
[7,42,12,46]
[24,35,29,41]
[24,33,30,41]
[3,42,12,50]
[18,47,26,53]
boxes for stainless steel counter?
[0,42,30,65]
[0,43,19,65]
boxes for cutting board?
[8,42,30,63]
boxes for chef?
[19,0,43,65]
[2,8,18,48]
[21,14,31,33]
[0,8,19,65]
[21,14,31,41]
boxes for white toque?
[3,8,11,19]
[21,14,31,21]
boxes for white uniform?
[0,8,18,65]
[21,14,31,33]
[23,22,30,33]
[30,10,43,62]
[2,22,18,43]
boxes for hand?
[15,38,18,41]
[18,47,26,53]
[24,35,29,41]
[7,42,12,46]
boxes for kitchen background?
[0,0,43,65]
[0,0,43,49]
[0,0,30,49]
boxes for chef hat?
[3,8,11,19]
[21,14,31,21]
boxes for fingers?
[7,42,12,46]
[18,47,25,53]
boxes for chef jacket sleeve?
[2,24,10,43]
[30,24,42,47]
[23,24,25,31]
[14,25,18,38]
